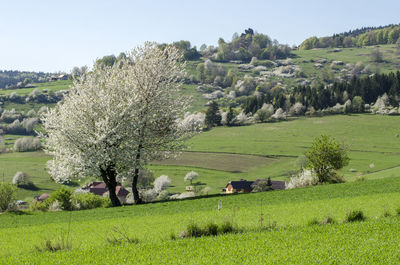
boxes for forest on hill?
[300,23,400,50]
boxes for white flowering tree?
[41,43,198,206]
[184,171,199,185]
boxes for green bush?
[205,221,219,236]
[180,220,237,238]
[0,183,17,212]
[46,188,73,211]
[219,220,234,234]
[186,223,203,238]
[72,192,110,210]
[29,201,48,212]
[344,210,366,223]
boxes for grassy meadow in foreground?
[1,176,400,264]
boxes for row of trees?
[300,24,400,50]
[293,71,400,110]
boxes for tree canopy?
[42,42,199,206]
[305,135,349,183]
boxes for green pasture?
[292,44,400,79]
[1,176,400,264]
[0,80,71,96]
[1,114,400,200]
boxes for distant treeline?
[300,24,400,50]
[243,71,400,113]
[97,28,292,66]
[213,28,291,62]
[0,70,52,89]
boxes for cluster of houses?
[34,178,285,203]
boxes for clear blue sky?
[1,0,399,72]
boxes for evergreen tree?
[205,101,221,129]
[226,106,235,126]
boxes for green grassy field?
[1,176,400,264]
[0,80,71,96]
[2,114,400,201]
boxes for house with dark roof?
[83,182,130,203]
[225,179,254,193]
[224,179,285,194]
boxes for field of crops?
[1,176,400,264]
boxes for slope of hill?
[2,114,400,201]
[1,176,400,264]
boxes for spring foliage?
[41,43,198,205]
[305,135,349,183]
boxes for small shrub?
[12,171,30,186]
[72,192,110,210]
[35,234,72,252]
[13,137,41,152]
[46,188,73,211]
[186,222,203,237]
[0,183,17,212]
[219,220,234,234]
[30,201,48,212]
[205,221,219,236]
[286,170,318,189]
[344,210,366,223]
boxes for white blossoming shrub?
[286,170,318,189]
[234,111,252,126]
[156,190,169,200]
[140,189,158,203]
[153,175,171,193]
[12,172,29,186]
[289,102,306,116]
[178,112,205,132]
[271,108,287,120]
[13,137,41,152]
[372,93,390,113]
[254,103,274,123]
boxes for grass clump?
[106,226,139,245]
[344,210,366,223]
[382,209,391,218]
[35,234,72,252]
[308,216,336,226]
[180,220,237,238]
[321,216,336,225]
[307,218,320,226]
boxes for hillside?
[1,176,400,263]
[1,27,400,201]
[2,114,400,201]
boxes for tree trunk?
[101,165,122,207]
[132,144,143,204]
[132,167,143,204]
